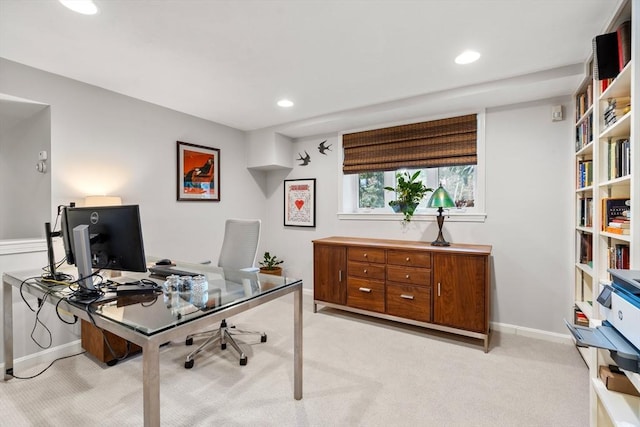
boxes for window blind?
[342,114,477,174]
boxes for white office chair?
[184,219,266,369]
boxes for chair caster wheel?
[221,343,227,350]
[186,337,193,346]
[240,357,247,366]
[106,359,118,367]
[261,335,267,343]
[185,359,194,369]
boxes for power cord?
[7,350,87,380]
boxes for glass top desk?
[2,258,303,427]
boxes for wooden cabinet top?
[313,236,491,256]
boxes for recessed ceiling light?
[455,50,481,65]
[59,0,98,15]
[277,99,294,108]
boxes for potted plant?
[259,251,284,276]
[384,171,433,222]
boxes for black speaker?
[593,32,619,81]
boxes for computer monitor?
[61,205,147,290]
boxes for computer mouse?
[155,258,172,266]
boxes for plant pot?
[259,266,282,276]
[391,202,417,214]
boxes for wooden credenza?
[313,236,492,351]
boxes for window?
[341,112,485,221]
[356,166,477,211]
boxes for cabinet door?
[313,244,347,305]
[433,253,487,333]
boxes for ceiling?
[0,0,623,137]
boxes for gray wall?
[0,58,267,262]
[1,56,574,348]
[262,99,573,336]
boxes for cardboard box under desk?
[598,365,640,397]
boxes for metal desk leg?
[294,285,303,400]
[142,343,161,427]
[3,280,13,380]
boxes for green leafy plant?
[259,251,284,270]
[384,171,433,222]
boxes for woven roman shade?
[342,114,477,174]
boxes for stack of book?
[602,98,630,128]
[574,306,589,327]
[603,198,631,235]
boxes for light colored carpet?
[0,294,588,426]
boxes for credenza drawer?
[386,283,431,323]
[386,265,431,286]
[348,260,386,280]
[347,277,385,313]
[387,250,431,268]
[348,247,386,264]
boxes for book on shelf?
[593,21,632,82]
[607,138,631,179]
[617,20,631,71]
[577,160,593,188]
[579,233,593,266]
[602,198,631,231]
[574,307,589,326]
[605,226,630,235]
[608,244,629,269]
[575,113,593,151]
[579,197,593,227]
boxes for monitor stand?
[73,224,96,293]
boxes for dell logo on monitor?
[90,212,99,224]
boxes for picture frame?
[284,178,316,227]
[177,141,220,201]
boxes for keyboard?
[148,265,200,278]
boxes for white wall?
[0,56,575,344]
[0,105,51,239]
[0,58,268,262]
[262,98,574,335]
[0,58,270,363]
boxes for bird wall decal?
[297,151,311,166]
[318,140,332,155]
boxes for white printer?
[566,269,640,373]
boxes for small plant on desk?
[259,252,284,276]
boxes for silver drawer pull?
[405,274,410,279]
[363,269,368,274]
[363,253,368,258]
[400,294,414,300]
[405,257,410,262]
[359,287,372,293]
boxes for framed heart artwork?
[284,178,316,227]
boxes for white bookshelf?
[572,1,640,425]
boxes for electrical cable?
[8,350,87,380]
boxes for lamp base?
[431,208,450,246]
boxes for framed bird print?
[284,178,316,227]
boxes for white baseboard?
[1,340,83,375]
[491,322,573,344]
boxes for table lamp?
[426,185,455,246]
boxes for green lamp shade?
[427,185,455,208]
